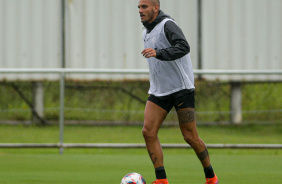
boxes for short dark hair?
[151,0,160,7]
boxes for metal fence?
[0,69,281,152]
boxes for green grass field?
[0,125,281,183]
[0,124,281,144]
[0,149,281,184]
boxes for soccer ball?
[121,172,146,184]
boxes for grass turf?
[0,125,281,183]
[0,124,281,144]
[0,149,281,184]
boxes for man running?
[138,0,219,183]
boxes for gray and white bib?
[143,18,195,96]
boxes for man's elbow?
[177,40,190,54]
[184,42,190,54]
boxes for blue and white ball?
[121,172,146,184]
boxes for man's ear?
[153,5,159,12]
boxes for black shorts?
[147,89,195,112]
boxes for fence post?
[59,0,66,154]
[197,0,203,79]
[32,82,44,122]
[59,72,65,154]
[230,82,242,124]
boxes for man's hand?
[141,48,156,58]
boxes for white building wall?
[65,0,198,79]
[0,0,62,80]
[202,0,282,81]
[0,0,281,81]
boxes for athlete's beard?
[142,9,155,24]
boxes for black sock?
[155,166,167,179]
[204,165,215,178]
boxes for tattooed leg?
[177,108,196,124]
[196,147,211,168]
[143,136,164,168]
[148,150,157,164]
[143,101,168,168]
[178,108,211,168]
[197,147,209,161]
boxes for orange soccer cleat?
[152,178,169,184]
[205,174,219,184]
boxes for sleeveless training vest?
[143,18,195,96]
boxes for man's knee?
[142,126,157,140]
[183,134,201,147]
